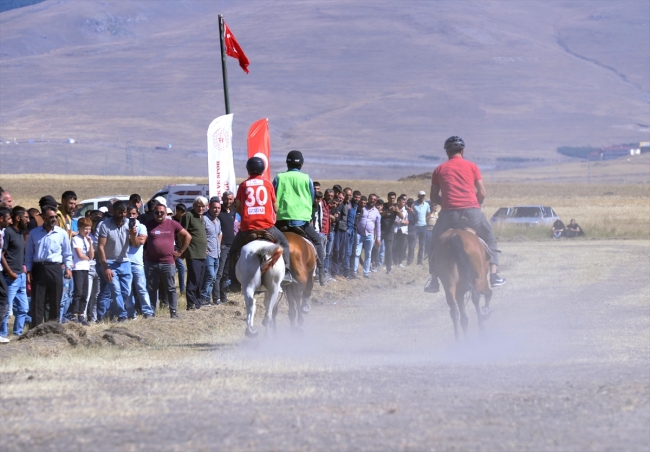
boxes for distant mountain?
[0,0,45,14]
[0,0,648,178]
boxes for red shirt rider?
[235,175,277,231]
[431,154,482,211]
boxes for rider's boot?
[282,268,294,285]
[424,274,440,293]
[490,272,506,287]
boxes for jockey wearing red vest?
[424,136,506,293]
[227,157,293,293]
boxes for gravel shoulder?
[1,240,648,451]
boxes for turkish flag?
[224,22,250,74]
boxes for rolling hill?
[0,0,648,179]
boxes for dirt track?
[1,240,649,451]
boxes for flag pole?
[218,14,231,114]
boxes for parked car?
[150,184,210,211]
[491,205,559,227]
[75,195,130,218]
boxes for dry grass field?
[3,172,647,239]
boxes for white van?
[75,195,130,218]
[150,184,210,211]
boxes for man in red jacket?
[425,136,506,293]
[227,157,292,292]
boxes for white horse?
[235,240,285,338]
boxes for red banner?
[247,118,271,181]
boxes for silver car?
[491,205,559,227]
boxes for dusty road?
[1,240,649,451]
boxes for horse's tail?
[258,244,284,274]
[449,233,478,284]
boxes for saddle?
[244,229,276,245]
[277,224,320,264]
[277,224,309,240]
[232,230,276,269]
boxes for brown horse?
[432,229,493,339]
[271,231,317,332]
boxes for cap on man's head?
[39,195,59,208]
[99,206,109,213]
[418,190,426,196]
[154,196,167,207]
[209,196,222,204]
[286,150,304,168]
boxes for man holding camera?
[96,201,140,321]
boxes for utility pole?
[126,139,133,174]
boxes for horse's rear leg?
[445,289,460,340]
[471,290,485,332]
[483,288,493,314]
[286,286,298,328]
[301,276,314,315]
[456,288,469,338]
[244,288,258,338]
[261,291,272,328]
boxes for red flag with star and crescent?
[224,22,250,74]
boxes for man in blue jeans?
[355,196,381,278]
[200,197,222,306]
[56,191,78,322]
[412,191,431,265]
[1,207,31,337]
[345,189,361,278]
[97,201,137,322]
[126,204,155,319]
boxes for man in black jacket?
[216,191,236,304]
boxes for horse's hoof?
[481,308,493,320]
[262,317,269,327]
[301,303,311,314]
[245,327,258,338]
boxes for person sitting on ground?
[552,219,565,239]
[563,219,584,238]
[227,156,293,292]
[425,136,506,293]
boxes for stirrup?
[281,270,294,285]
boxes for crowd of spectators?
[0,183,437,342]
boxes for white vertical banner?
[207,114,237,199]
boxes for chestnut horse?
[432,229,493,339]
[271,231,317,332]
